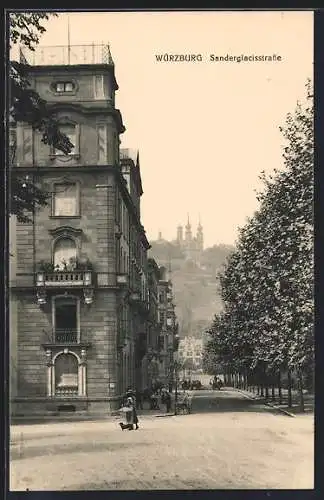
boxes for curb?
[155,413,175,418]
[10,412,173,426]
[235,389,296,418]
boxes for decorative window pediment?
[49,226,83,239]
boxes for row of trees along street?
[203,81,314,412]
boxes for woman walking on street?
[123,388,140,430]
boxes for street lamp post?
[174,363,179,416]
[172,357,182,416]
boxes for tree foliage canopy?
[9,12,73,223]
[204,80,314,380]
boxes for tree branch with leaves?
[9,12,73,223]
[203,80,314,407]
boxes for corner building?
[11,44,150,415]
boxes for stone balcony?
[36,270,94,288]
[36,270,94,305]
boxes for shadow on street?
[190,390,278,415]
[10,437,148,461]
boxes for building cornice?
[47,103,125,133]
[25,63,119,90]
[10,164,117,174]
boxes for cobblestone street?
[9,390,314,490]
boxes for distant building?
[178,336,203,369]
[174,216,204,265]
[157,267,179,389]
[141,258,161,389]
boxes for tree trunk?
[287,370,292,408]
[259,367,264,397]
[271,383,275,401]
[245,371,249,391]
[278,370,282,405]
[265,381,269,400]
[298,370,305,413]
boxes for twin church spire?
[177,215,204,251]
[157,215,204,262]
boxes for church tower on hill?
[175,215,204,264]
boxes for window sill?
[50,215,81,219]
[52,91,77,97]
[49,154,80,160]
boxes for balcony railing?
[36,270,93,288]
[56,387,78,397]
[54,329,78,344]
[42,329,92,346]
[20,44,114,66]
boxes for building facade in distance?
[157,267,179,389]
[175,216,204,264]
[178,336,204,372]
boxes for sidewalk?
[10,395,186,426]
[235,387,314,416]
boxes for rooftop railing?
[19,43,114,66]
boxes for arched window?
[55,353,78,396]
[53,238,77,270]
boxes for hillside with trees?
[149,241,234,339]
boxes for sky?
[13,10,313,248]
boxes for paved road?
[10,389,314,491]
[190,388,273,414]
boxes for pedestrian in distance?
[150,391,160,410]
[161,388,172,413]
